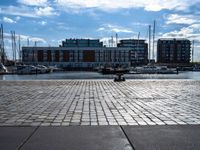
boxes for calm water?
[0,71,200,80]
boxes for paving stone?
[0,80,200,126]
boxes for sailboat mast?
[192,40,194,63]
[18,35,21,62]
[116,33,118,47]
[135,32,140,63]
[152,20,156,61]
[148,25,151,61]
[1,24,5,64]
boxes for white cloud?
[98,24,134,33]
[131,22,148,27]
[0,5,39,18]
[162,24,200,38]
[55,0,198,12]
[34,6,58,16]
[98,27,105,31]
[30,37,46,43]
[0,5,58,18]
[39,21,47,25]
[3,17,16,23]
[17,0,48,6]
[15,16,21,21]
[166,14,199,25]
[3,32,46,43]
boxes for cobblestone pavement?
[0,80,200,126]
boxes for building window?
[47,50,52,62]
[55,51,60,62]
[37,50,44,62]
[63,51,69,62]
[83,50,95,62]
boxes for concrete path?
[1,125,200,150]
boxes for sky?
[1,0,200,61]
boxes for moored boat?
[129,65,177,74]
[16,65,50,74]
[99,67,129,75]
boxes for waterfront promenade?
[0,80,200,149]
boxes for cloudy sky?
[1,0,200,61]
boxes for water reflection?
[0,71,200,80]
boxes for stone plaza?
[1,80,200,126]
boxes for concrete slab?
[0,127,36,150]
[122,125,200,150]
[21,126,133,150]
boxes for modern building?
[22,38,148,69]
[61,39,103,47]
[157,38,191,64]
[118,39,148,65]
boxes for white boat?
[36,65,51,73]
[0,63,8,74]
[193,65,200,71]
[156,66,177,74]
[129,65,177,74]
[16,65,39,74]
[16,65,51,74]
[48,65,63,72]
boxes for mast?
[11,30,16,64]
[148,25,151,61]
[14,31,16,63]
[152,20,156,60]
[116,33,118,47]
[192,40,194,63]
[11,31,14,62]
[111,36,114,47]
[18,35,21,62]
[1,24,5,64]
[136,32,140,62]
[0,25,2,63]
[27,38,29,46]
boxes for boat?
[0,63,8,74]
[36,65,51,73]
[156,66,178,74]
[16,65,38,74]
[48,65,63,72]
[99,67,114,74]
[192,65,200,71]
[129,65,177,74]
[16,65,50,74]
[99,67,129,75]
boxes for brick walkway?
[0,80,200,126]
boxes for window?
[37,50,44,62]
[55,51,60,62]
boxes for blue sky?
[1,0,200,61]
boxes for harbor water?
[0,71,200,80]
